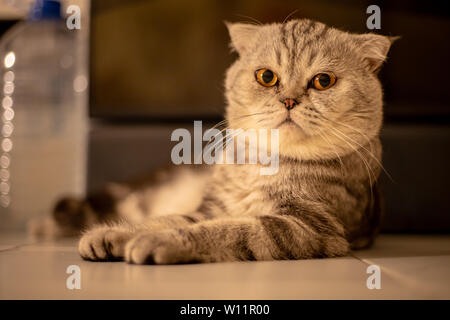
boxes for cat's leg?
[124,210,349,264]
[78,166,213,261]
[78,211,210,261]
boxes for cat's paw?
[124,230,195,265]
[79,226,133,261]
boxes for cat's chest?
[218,164,305,216]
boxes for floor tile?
[353,234,450,299]
[0,234,448,299]
[354,234,450,258]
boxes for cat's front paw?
[79,226,133,261]
[125,230,195,265]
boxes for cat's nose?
[282,98,297,110]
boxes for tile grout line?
[0,237,44,253]
[350,252,437,299]
[0,243,29,253]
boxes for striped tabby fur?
[34,19,394,264]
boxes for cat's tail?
[28,183,129,239]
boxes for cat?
[30,18,395,264]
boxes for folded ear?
[225,22,260,55]
[353,33,399,72]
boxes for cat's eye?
[255,68,278,87]
[311,72,336,90]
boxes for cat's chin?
[278,129,343,161]
[278,123,309,142]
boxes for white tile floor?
[0,234,449,299]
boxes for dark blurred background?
[2,0,449,232]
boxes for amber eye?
[255,68,278,87]
[312,72,336,90]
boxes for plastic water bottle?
[0,0,88,231]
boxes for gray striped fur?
[38,19,394,264]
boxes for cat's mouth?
[276,115,309,138]
[276,116,301,129]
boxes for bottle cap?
[29,0,62,21]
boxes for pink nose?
[283,98,297,110]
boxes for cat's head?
[224,19,396,160]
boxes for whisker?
[208,119,228,131]
[222,130,245,161]
[204,114,254,153]
[323,119,393,182]
[205,128,236,155]
[317,128,345,175]
[203,127,227,149]
[326,127,375,201]
[283,9,299,23]
[234,14,263,26]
